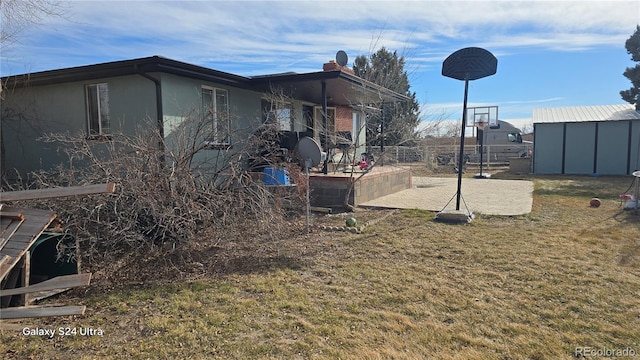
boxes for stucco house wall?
[1,56,407,180]
[2,74,157,178]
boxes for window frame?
[313,106,336,138]
[85,83,110,139]
[202,86,230,148]
[262,99,293,132]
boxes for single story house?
[532,104,640,175]
[1,56,408,180]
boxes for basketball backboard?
[466,106,498,128]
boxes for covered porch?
[250,62,409,175]
[250,61,413,210]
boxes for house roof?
[250,70,410,105]
[2,55,409,105]
[2,56,251,89]
[533,104,640,124]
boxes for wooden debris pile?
[0,183,115,319]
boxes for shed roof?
[533,104,640,124]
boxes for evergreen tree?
[353,47,420,146]
[621,25,640,109]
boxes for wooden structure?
[0,183,114,319]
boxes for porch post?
[380,102,384,167]
[322,80,329,174]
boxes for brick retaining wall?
[309,167,412,210]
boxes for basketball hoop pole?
[475,117,489,179]
[439,47,497,221]
[455,79,470,210]
[478,126,485,178]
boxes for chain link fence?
[369,143,532,169]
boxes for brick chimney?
[323,60,355,74]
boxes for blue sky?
[2,0,639,132]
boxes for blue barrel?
[263,167,290,185]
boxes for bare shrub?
[6,112,299,275]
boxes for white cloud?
[4,2,633,67]
[2,0,636,125]
[16,0,636,73]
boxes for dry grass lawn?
[1,174,640,359]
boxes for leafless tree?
[519,121,534,135]
[1,0,71,177]
[0,0,68,48]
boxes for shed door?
[564,123,595,175]
[534,123,564,174]
[596,121,629,175]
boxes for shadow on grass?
[82,239,310,291]
[613,209,640,224]
[212,254,305,275]
[619,242,640,267]
[532,176,635,199]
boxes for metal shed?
[533,104,640,175]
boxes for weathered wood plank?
[0,212,25,221]
[0,255,10,267]
[0,256,23,307]
[0,273,91,297]
[0,305,86,319]
[0,261,12,280]
[0,217,12,230]
[0,219,24,250]
[0,247,21,258]
[2,207,56,217]
[0,183,115,202]
[0,213,56,281]
[1,242,30,251]
[29,288,73,303]
[21,251,31,305]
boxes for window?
[202,87,230,146]
[314,106,336,136]
[352,111,366,146]
[507,133,522,143]
[262,99,292,131]
[85,83,110,136]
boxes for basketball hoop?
[475,113,489,130]
[476,121,488,130]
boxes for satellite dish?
[336,50,348,67]
[296,136,323,169]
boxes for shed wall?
[533,123,564,174]
[596,121,628,175]
[534,119,640,175]
[564,122,595,175]
[631,121,640,173]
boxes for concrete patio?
[359,176,534,216]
